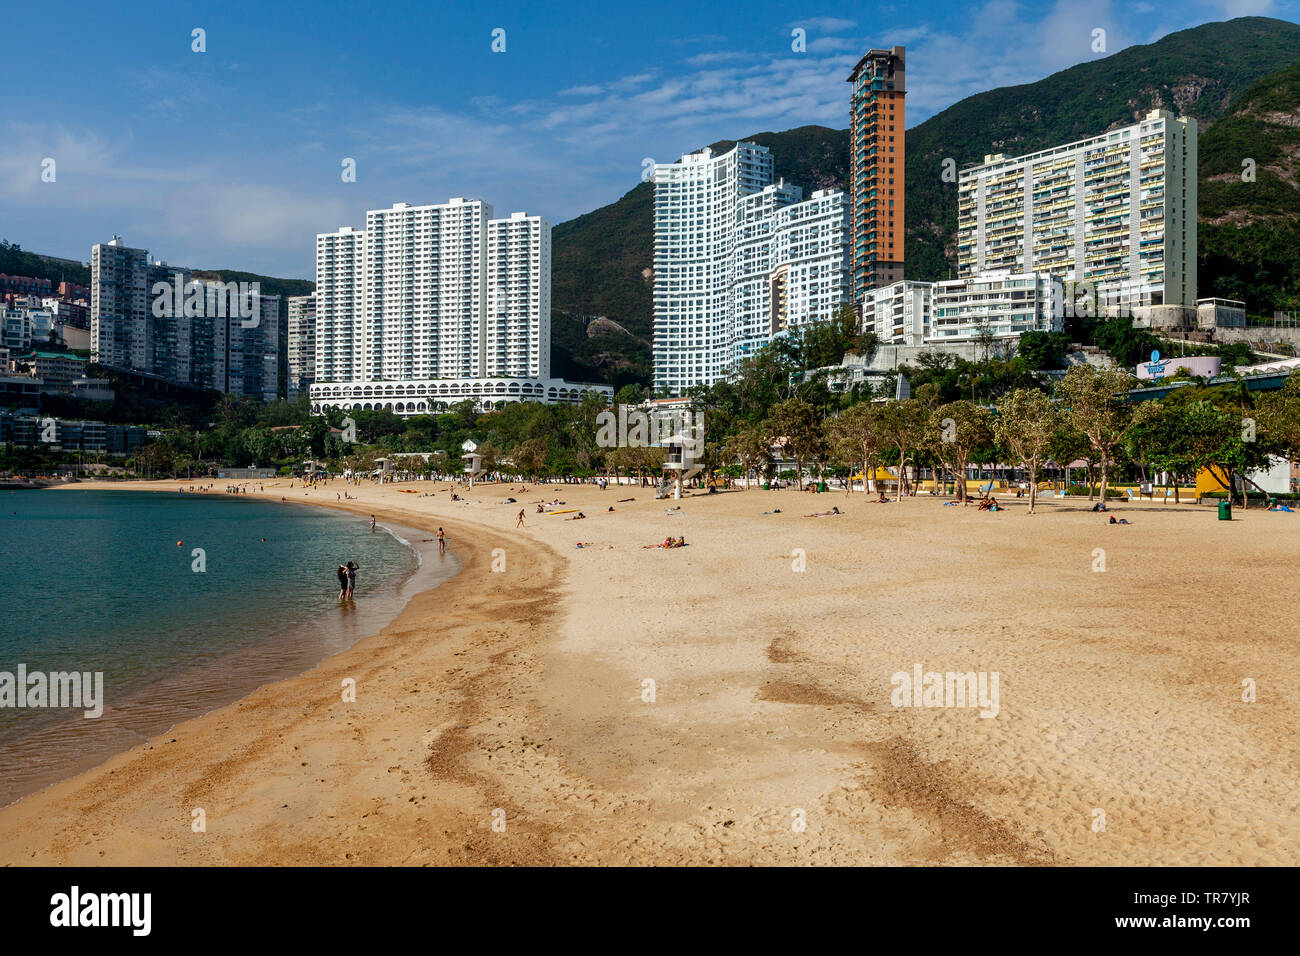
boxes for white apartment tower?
[957,109,1197,310]
[310,200,606,416]
[652,142,849,393]
[486,212,551,379]
[314,227,365,383]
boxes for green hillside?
[0,241,90,288]
[1198,60,1300,312]
[190,269,314,303]
[551,176,654,338]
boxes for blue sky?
[3,0,1296,279]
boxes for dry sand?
[1,478,1295,865]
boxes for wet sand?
[1,479,1295,865]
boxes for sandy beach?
[1,478,1296,865]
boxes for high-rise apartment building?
[287,293,316,400]
[91,238,152,370]
[957,109,1197,310]
[486,211,551,379]
[847,46,906,300]
[224,292,281,404]
[652,143,849,393]
[309,199,608,417]
[314,226,365,384]
[91,237,281,401]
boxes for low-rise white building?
[863,271,1060,344]
[309,377,612,416]
[861,280,933,345]
[931,271,1059,341]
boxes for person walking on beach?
[516,509,526,528]
[345,561,358,598]
[336,564,349,601]
[437,527,447,555]
[370,514,376,533]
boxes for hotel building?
[309,200,609,416]
[652,143,849,393]
[957,109,1197,311]
[847,46,906,299]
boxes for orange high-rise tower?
[847,46,905,300]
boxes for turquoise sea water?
[0,489,458,806]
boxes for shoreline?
[0,491,457,809]
[0,479,565,865]
[3,478,1296,865]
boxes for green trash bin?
[818,481,827,493]
[1218,499,1232,521]
[762,482,769,491]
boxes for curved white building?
[652,143,848,393]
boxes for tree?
[926,401,993,503]
[511,437,550,480]
[826,402,887,494]
[476,440,502,476]
[1168,394,1277,507]
[995,389,1061,514]
[1017,330,1072,370]
[723,423,772,489]
[876,398,928,498]
[1256,373,1300,462]
[1054,365,1134,505]
[762,398,824,490]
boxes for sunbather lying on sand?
[642,536,687,549]
[806,506,842,517]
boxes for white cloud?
[1210,0,1275,15]
[792,17,858,32]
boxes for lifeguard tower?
[660,431,701,500]
[461,439,484,486]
